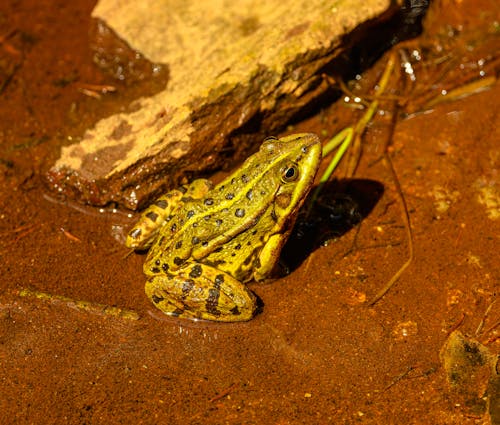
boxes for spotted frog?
[126,133,322,321]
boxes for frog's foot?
[145,267,257,322]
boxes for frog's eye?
[264,136,278,142]
[281,163,299,183]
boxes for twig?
[18,288,140,320]
[60,227,82,242]
[475,299,496,336]
[446,313,466,336]
[384,366,415,391]
[368,55,414,306]
[209,383,238,403]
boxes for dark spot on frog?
[234,243,241,250]
[219,185,225,191]
[129,228,141,239]
[251,229,257,235]
[204,198,214,206]
[204,259,226,267]
[189,264,202,279]
[174,257,184,266]
[152,294,164,304]
[301,145,308,153]
[192,236,200,245]
[270,210,278,222]
[170,223,177,232]
[226,193,234,200]
[162,263,169,272]
[146,212,157,223]
[175,241,183,249]
[150,267,160,273]
[202,241,208,247]
[241,174,249,183]
[178,186,188,194]
[204,215,211,221]
[182,279,195,298]
[231,178,236,185]
[230,306,241,316]
[222,208,229,214]
[215,219,222,226]
[235,208,245,217]
[192,222,198,228]
[159,236,165,246]
[206,276,223,316]
[246,189,253,201]
[165,215,173,222]
[155,259,160,266]
[186,210,195,218]
[155,199,168,209]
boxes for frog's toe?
[145,274,257,322]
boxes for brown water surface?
[0,0,499,423]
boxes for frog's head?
[261,133,322,224]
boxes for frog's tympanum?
[126,133,322,321]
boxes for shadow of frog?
[280,178,384,273]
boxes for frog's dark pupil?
[285,167,295,179]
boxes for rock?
[47,0,401,209]
[440,331,498,418]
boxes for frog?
[126,133,322,322]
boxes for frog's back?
[146,133,321,273]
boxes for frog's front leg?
[145,262,257,322]
[126,179,212,250]
[253,232,288,281]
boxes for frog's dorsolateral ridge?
[126,133,322,321]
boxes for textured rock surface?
[47,0,401,209]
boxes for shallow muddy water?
[0,0,498,423]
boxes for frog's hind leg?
[126,179,212,250]
[145,265,257,322]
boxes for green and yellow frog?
[126,133,322,322]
